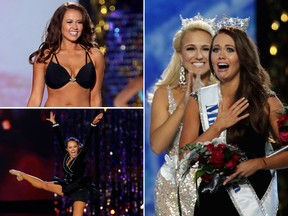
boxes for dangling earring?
[179,64,186,87]
[209,71,218,85]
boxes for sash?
[197,84,279,216]
[198,84,226,139]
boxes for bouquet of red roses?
[277,106,288,143]
[180,138,247,194]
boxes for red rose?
[279,130,288,143]
[277,114,288,127]
[216,144,227,151]
[208,145,226,169]
[201,173,213,183]
[225,154,239,171]
[278,113,288,143]
[206,144,214,152]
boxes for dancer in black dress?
[9,111,103,216]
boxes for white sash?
[198,84,220,131]
[197,84,279,216]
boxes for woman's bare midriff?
[45,84,91,107]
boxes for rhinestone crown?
[216,15,250,32]
[180,13,217,31]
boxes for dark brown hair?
[209,27,272,140]
[29,2,98,64]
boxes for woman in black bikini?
[27,2,104,107]
[9,111,103,216]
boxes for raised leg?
[72,201,86,216]
[9,169,63,196]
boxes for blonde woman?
[149,13,217,215]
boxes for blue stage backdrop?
[144,0,256,215]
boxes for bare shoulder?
[33,49,52,65]
[154,86,167,98]
[153,86,168,105]
[89,47,104,60]
[267,95,284,113]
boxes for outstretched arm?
[82,112,104,156]
[46,111,66,155]
[46,111,57,124]
[92,112,104,125]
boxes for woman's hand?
[177,71,195,111]
[92,112,104,125]
[46,111,56,124]
[223,158,266,185]
[213,98,250,131]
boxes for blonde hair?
[147,20,215,103]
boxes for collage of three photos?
[1,0,288,216]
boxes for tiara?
[216,15,250,32]
[180,13,216,31]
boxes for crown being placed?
[216,15,250,32]
[180,13,216,31]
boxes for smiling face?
[210,33,240,83]
[179,29,212,76]
[66,140,79,159]
[61,9,83,43]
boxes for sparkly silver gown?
[154,86,197,216]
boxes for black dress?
[53,124,100,202]
[194,123,274,216]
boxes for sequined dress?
[154,86,197,216]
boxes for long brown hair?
[209,27,272,139]
[29,2,98,64]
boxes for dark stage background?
[0,109,143,216]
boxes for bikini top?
[45,50,96,89]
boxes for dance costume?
[53,123,100,202]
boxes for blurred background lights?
[271,21,280,30]
[270,45,278,55]
[95,26,102,33]
[110,209,116,214]
[114,27,120,33]
[2,119,11,130]
[109,5,116,11]
[281,12,288,22]
[103,23,109,30]
[101,6,108,14]
[99,20,105,26]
